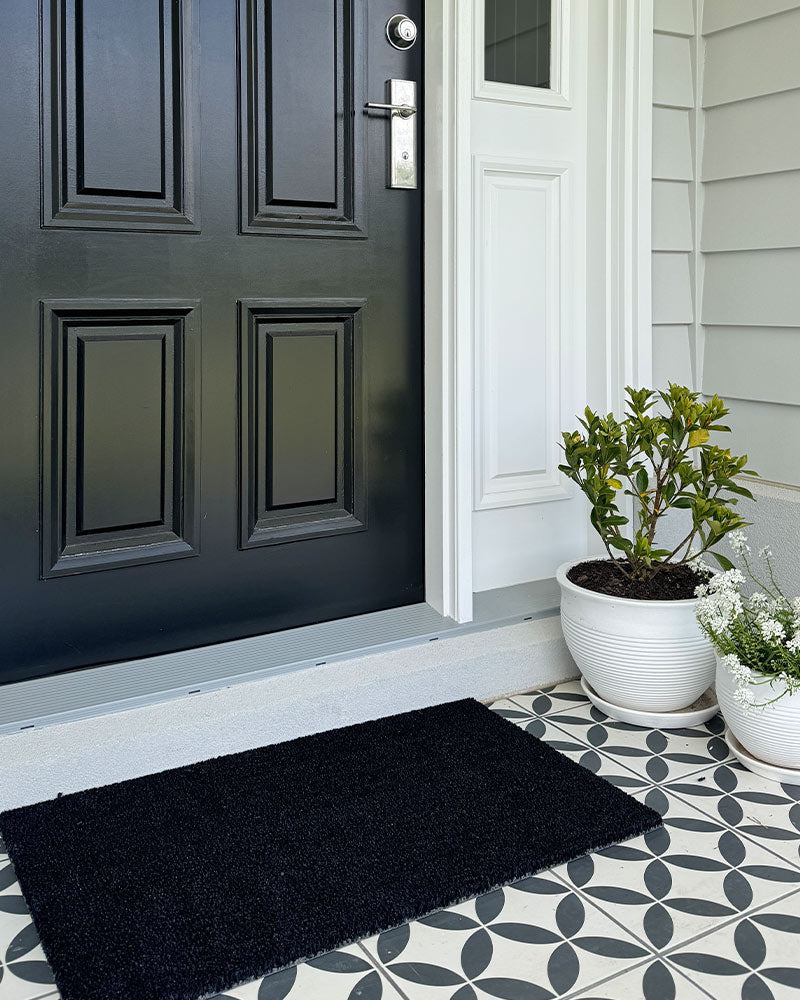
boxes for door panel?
[239,0,365,236]
[0,0,423,684]
[40,301,200,579]
[42,0,197,230]
[239,301,366,549]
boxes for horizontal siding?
[703,0,799,36]
[653,181,693,250]
[653,325,693,389]
[654,0,694,36]
[702,172,800,251]
[651,13,696,395]
[703,8,800,107]
[721,397,800,485]
[652,252,693,324]
[702,89,800,180]
[652,33,694,107]
[658,0,800,489]
[703,248,800,327]
[703,327,800,405]
[653,107,694,180]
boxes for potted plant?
[556,384,756,714]
[696,534,800,774]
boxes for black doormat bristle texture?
[0,698,661,1000]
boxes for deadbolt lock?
[386,13,418,50]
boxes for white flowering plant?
[559,384,757,581]
[696,532,800,708]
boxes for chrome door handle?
[364,101,417,119]
[367,80,418,189]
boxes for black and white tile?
[554,785,800,952]
[668,894,800,999]
[506,680,590,719]
[2,680,800,1000]
[211,946,403,1000]
[510,700,731,785]
[362,874,652,999]
[570,959,710,999]
[0,835,55,1000]
[664,763,800,869]
[489,700,650,793]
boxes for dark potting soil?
[567,559,707,600]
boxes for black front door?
[0,0,424,684]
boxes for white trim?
[603,0,654,410]
[424,0,474,622]
[426,0,654,615]
[472,154,572,509]
[474,0,571,108]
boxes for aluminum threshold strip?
[0,579,560,735]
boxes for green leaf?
[710,551,735,571]
[688,428,710,448]
[608,536,633,553]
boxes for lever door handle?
[367,80,418,189]
[364,101,416,119]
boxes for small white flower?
[733,685,756,708]
[728,530,750,556]
[758,615,785,642]
[749,592,771,612]
[787,633,800,655]
[759,546,773,560]
[722,653,750,682]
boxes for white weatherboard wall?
[651,0,696,391]
[471,0,596,591]
[651,0,800,593]
[701,2,800,487]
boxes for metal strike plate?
[387,79,417,189]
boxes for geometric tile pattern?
[1,679,800,1000]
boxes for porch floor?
[2,681,800,1000]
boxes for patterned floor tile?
[211,945,403,1000]
[667,891,800,1000]
[489,700,649,794]
[363,873,652,999]
[570,958,710,999]
[537,702,731,784]
[507,679,590,718]
[0,836,56,1000]
[554,785,800,954]
[664,762,800,869]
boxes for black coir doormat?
[0,699,660,1000]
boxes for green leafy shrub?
[558,384,757,581]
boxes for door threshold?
[0,580,560,735]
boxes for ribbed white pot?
[557,560,715,712]
[716,655,800,768]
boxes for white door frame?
[423,0,654,622]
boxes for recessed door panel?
[270,333,338,507]
[41,0,197,230]
[41,301,199,578]
[239,301,366,548]
[238,0,365,236]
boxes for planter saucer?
[726,730,800,787]
[580,677,719,729]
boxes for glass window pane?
[485,0,551,89]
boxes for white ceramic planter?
[557,560,715,712]
[716,654,800,769]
